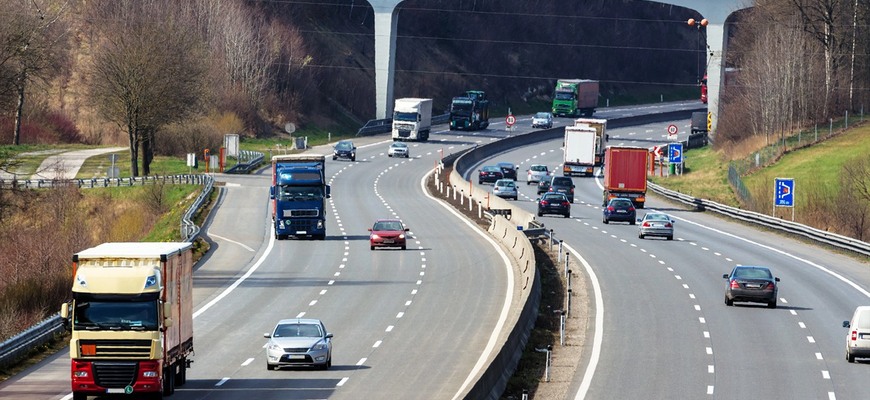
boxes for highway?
[4,100,866,400]
[466,119,870,399]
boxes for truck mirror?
[164,318,174,329]
[60,303,69,319]
[164,302,172,316]
[326,185,331,198]
[269,186,275,199]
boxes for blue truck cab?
[270,155,330,240]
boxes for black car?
[537,180,550,195]
[546,176,575,202]
[602,198,636,224]
[723,266,780,308]
[537,193,571,218]
[478,166,504,184]
[333,140,356,161]
[496,162,518,180]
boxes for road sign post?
[773,178,795,220]
[667,124,678,141]
[506,113,516,133]
[668,143,683,176]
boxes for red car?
[369,219,409,250]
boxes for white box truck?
[573,118,608,166]
[392,98,432,141]
[563,126,598,177]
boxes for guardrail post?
[478,201,482,219]
[560,310,566,346]
[557,238,563,255]
[460,189,464,205]
[564,253,570,279]
[566,288,572,316]
[468,195,472,211]
[446,185,451,199]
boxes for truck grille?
[93,361,138,388]
[79,339,152,359]
[289,209,319,217]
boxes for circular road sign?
[667,124,678,135]
[506,114,516,126]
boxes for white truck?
[392,98,432,142]
[573,118,608,166]
[563,126,598,177]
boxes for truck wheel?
[162,367,175,396]
[176,359,187,386]
[72,393,87,400]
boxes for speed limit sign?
[667,124,678,140]
[506,114,516,126]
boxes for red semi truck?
[602,146,649,208]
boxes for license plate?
[383,239,395,244]
[106,388,126,394]
[295,231,308,235]
[861,333,870,339]
[745,283,761,288]
[616,210,627,213]
[288,354,306,360]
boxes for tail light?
[548,188,554,192]
[765,282,776,290]
[629,207,635,212]
[562,201,570,207]
[730,279,740,289]
[642,221,651,227]
[664,223,673,228]
[569,188,574,194]
[852,330,858,341]
[540,201,549,206]
[607,206,615,211]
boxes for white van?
[843,306,870,362]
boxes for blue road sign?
[668,143,683,163]
[775,178,795,207]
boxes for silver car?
[265,318,333,370]
[388,141,409,158]
[844,306,870,362]
[492,179,518,200]
[526,164,549,185]
[532,112,553,129]
[637,212,674,240]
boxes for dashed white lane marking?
[807,336,816,343]
[337,377,350,386]
[822,370,830,379]
[386,326,394,332]
[356,358,366,366]
[708,365,714,373]
[241,358,254,366]
[396,312,404,318]
[373,340,382,348]
[707,386,714,395]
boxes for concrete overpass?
[367,0,751,131]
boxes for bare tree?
[0,0,71,145]
[88,0,208,176]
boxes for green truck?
[552,79,599,118]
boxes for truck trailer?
[392,98,432,141]
[573,118,608,166]
[602,146,649,208]
[552,79,599,118]
[449,90,490,131]
[562,126,598,177]
[61,242,194,400]
[271,155,330,240]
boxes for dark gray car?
[546,176,575,202]
[723,266,780,308]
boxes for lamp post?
[687,18,709,88]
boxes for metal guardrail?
[357,113,450,136]
[0,315,65,369]
[0,172,216,368]
[648,182,870,257]
[0,174,211,189]
[224,150,264,174]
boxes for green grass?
[649,146,740,206]
[742,123,870,210]
[76,151,195,179]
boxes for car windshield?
[644,213,670,221]
[483,166,499,172]
[498,163,514,169]
[335,142,353,150]
[530,165,547,172]
[535,112,550,119]
[734,268,772,280]
[496,181,515,188]
[391,143,407,148]
[373,221,403,231]
[552,177,572,186]
[610,200,633,208]
[277,185,323,201]
[274,323,322,338]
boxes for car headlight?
[398,234,405,239]
[268,343,282,352]
[371,234,380,239]
[312,340,328,350]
